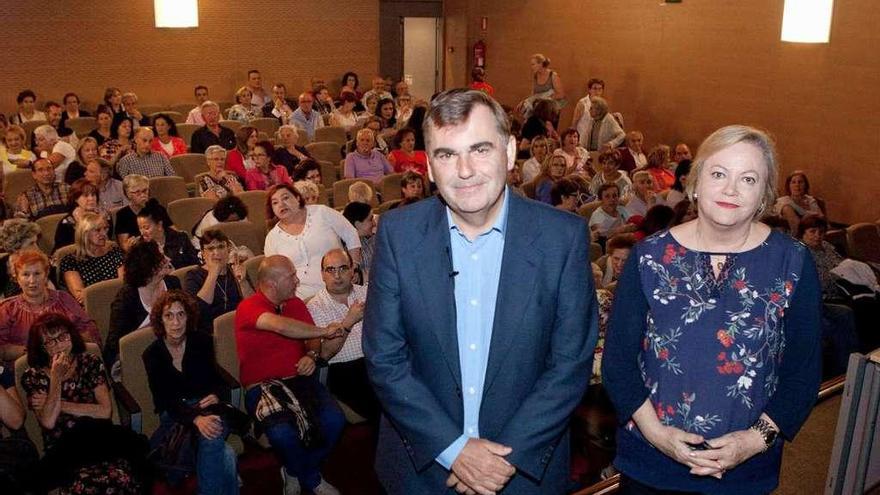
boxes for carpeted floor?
[777,395,841,494]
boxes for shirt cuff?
[436,434,469,470]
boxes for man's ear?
[505,135,516,171]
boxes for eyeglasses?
[249,152,268,158]
[322,265,351,275]
[43,333,70,347]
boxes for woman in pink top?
[387,128,427,176]
[245,141,292,191]
[149,114,188,158]
[225,126,258,181]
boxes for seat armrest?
[112,381,143,433]
[216,365,242,409]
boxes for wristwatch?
[750,418,778,451]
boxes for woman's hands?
[689,428,767,477]
[193,414,223,440]
[640,422,725,477]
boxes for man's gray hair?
[200,100,220,111]
[33,125,59,143]
[423,89,510,151]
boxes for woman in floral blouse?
[603,125,821,494]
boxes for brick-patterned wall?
[463,0,880,224]
[0,0,379,112]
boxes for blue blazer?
[363,192,598,494]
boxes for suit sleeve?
[495,219,598,482]
[362,219,465,472]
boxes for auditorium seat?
[169,153,209,188]
[237,190,267,233]
[139,104,166,115]
[249,118,280,138]
[148,176,189,207]
[3,169,35,210]
[315,126,348,146]
[66,116,97,138]
[36,213,65,254]
[212,220,265,255]
[578,201,602,222]
[243,254,264,288]
[151,111,184,123]
[169,103,195,115]
[21,120,47,148]
[380,173,404,202]
[168,197,214,234]
[220,120,243,132]
[83,277,124,345]
[170,264,198,287]
[845,223,880,265]
[175,123,201,145]
[306,141,344,164]
[333,179,377,210]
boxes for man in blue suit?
[363,89,598,494]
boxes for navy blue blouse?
[603,229,822,494]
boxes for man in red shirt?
[236,255,351,495]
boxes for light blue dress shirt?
[436,189,510,469]
[291,108,321,141]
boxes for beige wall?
[0,0,378,110]
[456,0,880,224]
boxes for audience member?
[22,313,149,494]
[374,98,398,141]
[14,159,70,220]
[103,87,126,127]
[52,178,111,253]
[600,233,636,289]
[0,219,41,298]
[0,249,100,367]
[590,183,633,244]
[87,105,114,146]
[144,290,240,491]
[664,159,692,207]
[192,195,249,242]
[9,90,46,125]
[120,92,151,128]
[40,101,78,148]
[387,128,427,175]
[115,174,152,249]
[59,92,91,132]
[247,70,272,108]
[534,154,567,204]
[117,127,176,178]
[71,136,102,184]
[673,142,692,163]
[329,92,359,131]
[340,71,363,101]
[190,101,236,154]
[590,148,632,199]
[264,184,361,299]
[0,353,33,493]
[395,93,414,124]
[185,85,210,125]
[342,202,374,282]
[344,129,393,184]
[306,248,378,422]
[273,125,314,175]
[199,145,244,199]
[572,78,605,143]
[551,177,581,212]
[0,125,35,174]
[399,170,425,202]
[627,170,659,218]
[150,114,188,158]
[224,125,258,181]
[234,255,345,495]
[642,144,675,192]
[293,180,321,205]
[618,130,647,173]
[292,92,325,141]
[520,98,559,150]
[671,198,698,226]
[292,159,323,186]
[527,53,566,114]
[583,97,625,152]
[468,66,495,97]
[521,135,549,183]
[137,201,199,268]
[773,170,824,234]
[184,229,253,333]
[98,117,134,165]
[553,128,590,175]
[227,85,260,123]
[262,83,296,125]
[347,181,374,206]
[633,204,675,241]
[105,240,180,373]
[314,86,335,116]
[33,124,77,181]
[361,76,392,107]
[245,141,292,191]
[59,212,123,303]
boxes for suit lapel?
[415,199,462,388]
[483,194,540,392]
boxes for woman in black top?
[87,105,113,146]
[105,241,179,377]
[183,229,253,333]
[143,290,238,490]
[136,202,199,269]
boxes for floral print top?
[603,229,822,494]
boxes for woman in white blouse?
[263,184,361,299]
[553,128,590,176]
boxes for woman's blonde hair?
[348,182,374,204]
[74,212,109,259]
[234,85,252,104]
[685,125,778,218]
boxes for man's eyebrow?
[431,141,496,158]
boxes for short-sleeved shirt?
[234,291,311,387]
[116,151,176,178]
[15,183,70,220]
[306,284,368,364]
[60,247,124,288]
[343,150,393,184]
[589,206,630,237]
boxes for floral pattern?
[636,230,806,436]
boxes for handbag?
[203,402,252,436]
[148,420,196,479]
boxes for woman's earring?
[693,192,698,200]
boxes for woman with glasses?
[534,154,568,204]
[590,148,633,200]
[198,145,244,200]
[244,141,292,191]
[59,213,124,304]
[184,229,253,333]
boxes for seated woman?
[399,170,425,202]
[105,240,179,374]
[293,180,321,206]
[87,105,113,147]
[53,178,112,253]
[774,170,824,234]
[150,114,188,158]
[0,249,100,367]
[590,148,632,199]
[273,126,314,175]
[329,92,359,132]
[600,233,636,289]
[292,159,323,187]
[227,86,260,123]
[264,184,362,299]
[0,125,35,175]
[387,128,427,176]
[589,184,634,246]
[343,128,393,185]
[245,141,292,191]
[144,290,239,491]
[641,144,675,192]
[184,230,254,333]
[663,159,691,208]
[522,136,550,183]
[534,154,567,204]
[519,99,559,157]
[98,117,134,166]
[84,158,126,210]
[224,126,258,181]
[137,202,199,269]
[625,171,659,218]
[0,219,41,298]
[69,136,101,186]
[115,174,152,250]
[193,196,249,243]
[23,312,148,494]
[198,145,244,200]
[374,98,398,142]
[60,213,124,303]
[553,128,590,176]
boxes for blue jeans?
[152,409,239,495]
[245,377,345,490]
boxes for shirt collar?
[446,186,510,238]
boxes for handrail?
[572,375,846,495]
